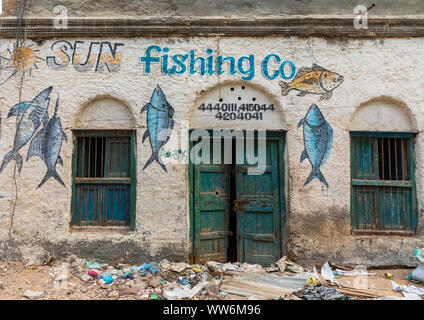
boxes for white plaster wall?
[0,36,423,266]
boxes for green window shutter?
[350,132,417,234]
[72,131,135,227]
[104,137,130,178]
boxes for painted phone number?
[198,103,274,121]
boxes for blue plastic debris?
[179,277,190,285]
[100,273,114,284]
[139,264,150,271]
[150,262,160,274]
[85,261,102,269]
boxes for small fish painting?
[0,86,52,174]
[298,104,333,187]
[141,85,174,172]
[279,64,343,100]
[27,98,67,188]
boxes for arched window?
[71,97,136,229]
[349,98,418,234]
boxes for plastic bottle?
[408,264,424,283]
[414,248,424,263]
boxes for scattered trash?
[150,262,160,274]
[321,262,341,287]
[275,256,304,274]
[192,265,203,273]
[87,269,99,277]
[306,275,319,286]
[178,277,190,286]
[204,282,220,296]
[163,282,207,300]
[294,285,346,300]
[414,248,424,263]
[3,255,424,300]
[220,272,308,300]
[408,264,424,283]
[100,273,114,285]
[333,269,376,277]
[391,280,424,297]
[150,293,159,300]
[242,263,265,274]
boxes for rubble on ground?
[0,251,423,300]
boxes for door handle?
[232,200,249,212]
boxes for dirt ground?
[0,258,422,300]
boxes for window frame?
[350,131,418,236]
[70,130,137,230]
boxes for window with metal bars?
[350,132,417,234]
[71,130,136,228]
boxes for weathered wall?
[0,36,423,267]
[20,0,424,18]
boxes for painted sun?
[0,41,45,86]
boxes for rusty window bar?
[350,132,415,233]
[74,134,130,226]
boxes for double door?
[191,131,285,266]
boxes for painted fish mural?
[27,97,67,188]
[279,64,343,100]
[298,104,333,187]
[0,86,52,174]
[7,102,32,118]
[141,85,174,172]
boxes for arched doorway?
[189,82,287,265]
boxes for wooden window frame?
[70,130,137,230]
[350,131,418,236]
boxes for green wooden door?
[191,131,285,265]
[236,138,282,265]
[193,164,232,263]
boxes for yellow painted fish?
[279,64,343,100]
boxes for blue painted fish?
[27,98,67,188]
[298,104,333,187]
[141,85,174,172]
[0,86,52,174]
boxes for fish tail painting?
[141,85,175,172]
[305,166,328,187]
[279,81,292,96]
[298,104,332,187]
[37,168,65,189]
[279,64,343,100]
[27,97,67,189]
[143,152,167,173]
[0,150,23,174]
[0,86,53,174]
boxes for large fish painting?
[27,98,67,188]
[279,64,343,100]
[141,85,174,172]
[298,104,333,187]
[0,86,52,174]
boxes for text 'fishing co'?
[139,45,296,81]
